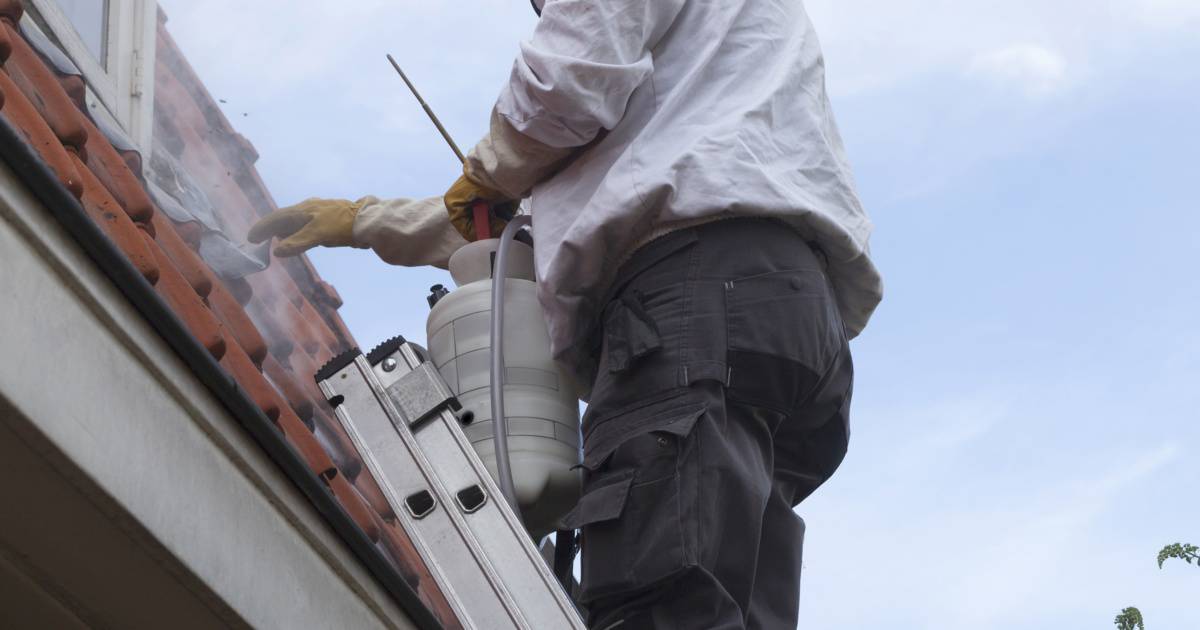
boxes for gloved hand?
[443,173,518,242]
[247,197,367,257]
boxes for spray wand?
[386,54,494,242]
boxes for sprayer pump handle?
[472,201,493,241]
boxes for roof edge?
[0,115,444,630]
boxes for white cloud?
[969,44,1069,97]
[803,0,1199,98]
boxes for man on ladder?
[250,0,883,627]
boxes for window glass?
[55,0,108,64]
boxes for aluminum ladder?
[316,336,585,630]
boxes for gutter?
[0,116,443,630]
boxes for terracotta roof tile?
[150,212,212,297]
[280,256,356,350]
[1,22,86,150]
[172,217,203,247]
[289,305,323,358]
[0,1,22,25]
[150,65,263,234]
[297,298,343,353]
[74,153,159,284]
[55,73,83,109]
[312,407,364,482]
[285,350,351,430]
[206,281,267,366]
[326,470,381,543]
[244,295,296,361]
[222,275,252,305]
[230,153,276,217]
[79,114,155,223]
[0,68,82,197]
[374,513,421,587]
[262,354,315,423]
[217,329,281,421]
[143,231,226,359]
[0,15,11,62]
[311,280,344,310]
[324,316,356,355]
[230,131,258,163]
[119,142,141,175]
[245,264,306,310]
[277,406,335,478]
[354,470,395,522]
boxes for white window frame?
[25,0,157,153]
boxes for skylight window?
[55,0,109,65]
[26,0,156,152]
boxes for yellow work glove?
[443,173,518,242]
[247,198,367,257]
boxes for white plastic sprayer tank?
[426,239,581,538]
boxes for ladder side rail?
[389,346,585,627]
[321,357,528,629]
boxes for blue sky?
[159,1,1199,627]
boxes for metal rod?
[387,54,467,165]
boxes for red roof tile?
[0,28,9,69]
[79,114,155,223]
[143,231,226,359]
[262,354,315,423]
[244,295,296,361]
[2,22,86,150]
[171,217,203,247]
[217,328,283,421]
[151,212,213,297]
[326,470,381,543]
[206,280,269,366]
[74,154,159,284]
[222,274,252,305]
[277,407,336,478]
[312,407,364,482]
[55,73,84,109]
[0,68,82,197]
[0,1,22,25]
[355,470,396,522]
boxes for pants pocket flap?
[582,400,707,471]
[561,472,634,530]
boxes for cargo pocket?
[563,397,707,602]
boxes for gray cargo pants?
[563,219,853,629]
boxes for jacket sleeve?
[352,196,467,269]
[465,108,577,200]
[494,0,688,149]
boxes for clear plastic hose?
[490,215,532,524]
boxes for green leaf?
[1114,607,1145,630]
[1157,542,1200,569]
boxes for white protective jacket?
[355,0,883,373]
